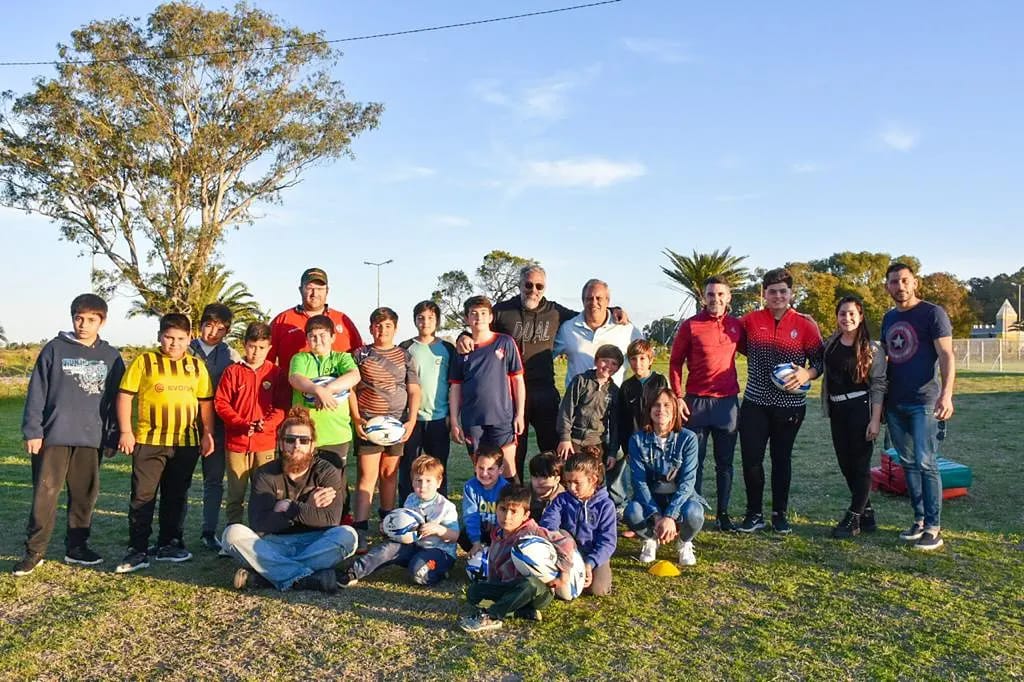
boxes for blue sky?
[2,1,1022,345]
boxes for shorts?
[356,438,404,458]
[465,424,515,455]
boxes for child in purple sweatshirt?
[540,453,617,596]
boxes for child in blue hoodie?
[458,449,508,553]
[540,452,617,596]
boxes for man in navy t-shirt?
[881,262,955,552]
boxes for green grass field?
[1,363,1022,680]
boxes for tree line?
[432,249,1024,343]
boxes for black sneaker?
[114,551,150,574]
[514,605,543,622]
[233,567,272,590]
[860,505,877,533]
[737,512,766,533]
[715,513,736,532]
[13,553,44,576]
[899,522,925,542]
[154,539,193,563]
[771,512,792,535]
[337,571,359,589]
[831,511,860,539]
[912,530,944,552]
[295,568,338,593]
[200,533,222,551]
[64,545,103,566]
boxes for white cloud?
[790,161,825,174]
[520,158,647,189]
[880,124,920,152]
[430,214,471,228]
[471,66,601,121]
[621,37,694,64]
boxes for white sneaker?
[639,538,658,564]
[678,540,696,567]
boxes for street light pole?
[363,259,393,308]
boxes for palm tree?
[128,263,267,343]
[661,247,749,314]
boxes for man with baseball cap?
[268,267,363,372]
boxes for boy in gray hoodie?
[15,294,125,575]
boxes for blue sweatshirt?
[461,476,508,544]
[540,487,617,569]
[22,332,125,448]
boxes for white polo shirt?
[553,312,642,388]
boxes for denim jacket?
[627,428,706,521]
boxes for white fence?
[952,338,1024,373]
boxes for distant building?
[971,299,1020,339]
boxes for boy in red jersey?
[736,269,823,535]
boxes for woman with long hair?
[821,296,887,538]
[624,388,706,567]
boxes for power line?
[0,1,623,68]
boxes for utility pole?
[363,259,393,308]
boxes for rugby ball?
[553,549,587,601]
[771,363,811,395]
[381,508,425,544]
[302,376,349,406]
[364,415,406,446]
[465,547,489,582]
[511,535,559,583]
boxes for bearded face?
[279,427,315,475]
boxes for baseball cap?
[300,268,328,287]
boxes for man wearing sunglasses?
[460,266,630,482]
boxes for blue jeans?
[222,524,357,590]
[886,403,942,528]
[350,541,455,586]
[624,497,705,542]
[605,456,631,511]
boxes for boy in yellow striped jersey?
[114,313,215,573]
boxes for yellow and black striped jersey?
[120,351,213,446]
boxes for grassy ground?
[0,363,1021,680]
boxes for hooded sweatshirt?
[215,360,286,453]
[540,487,618,569]
[22,332,125,448]
[486,517,577,584]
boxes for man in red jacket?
[215,322,287,527]
[669,276,745,531]
[268,267,363,372]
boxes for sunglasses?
[523,282,545,291]
[282,435,313,446]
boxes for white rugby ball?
[381,507,425,544]
[553,549,587,601]
[771,363,811,395]
[465,547,489,582]
[302,376,349,406]
[510,535,559,583]
[364,415,406,446]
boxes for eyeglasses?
[523,282,545,291]
[936,420,946,442]
[303,285,328,294]
[282,435,313,446]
